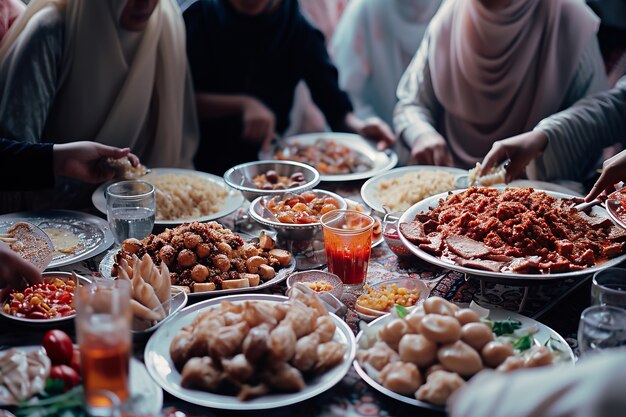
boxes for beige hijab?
[0,0,198,168]
[429,0,600,166]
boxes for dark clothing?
[184,0,353,175]
[0,139,54,190]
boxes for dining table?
[0,178,596,417]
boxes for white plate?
[144,293,356,410]
[398,188,626,283]
[353,308,575,411]
[0,210,114,269]
[361,166,467,214]
[260,133,398,182]
[0,272,91,326]
[0,346,162,414]
[92,168,245,226]
[99,249,296,300]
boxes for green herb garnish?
[491,318,522,336]
[513,335,532,351]
[395,304,409,319]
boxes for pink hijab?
[0,0,24,41]
[429,0,600,166]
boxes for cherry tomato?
[70,349,81,375]
[49,364,81,391]
[42,330,74,365]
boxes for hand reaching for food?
[479,131,548,182]
[53,141,141,183]
[410,132,453,166]
[241,97,276,150]
[106,155,148,180]
[585,149,626,202]
[358,117,396,151]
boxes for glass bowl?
[355,277,430,321]
[286,270,344,299]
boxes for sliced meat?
[577,212,614,229]
[445,235,491,259]
[608,226,626,242]
[508,256,541,273]
[555,240,574,257]
[539,258,571,273]
[422,220,440,235]
[602,242,624,258]
[413,213,433,223]
[399,222,430,244]
[456,258,504,272]
[485,253,514,262]
[419,234,443,256]
[574,248,595,266]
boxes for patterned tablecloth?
[1,183,593,417]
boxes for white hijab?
[429,0,600,166]
[0,0,198,168]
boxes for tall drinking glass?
[76,280,132,408]
[577,305,626,356]
[106,180,155,245]
[321,210,374,290]
[592,267,626,309]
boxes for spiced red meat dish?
[400,187,626,274]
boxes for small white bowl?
[355,277,430,322]
[286,270,344,300]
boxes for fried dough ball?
[398,334,438,368]
[315,341,346,372]
[212,254,231,272]
[461,322,494,351]
[524,346,553,368]
[178,249,197,267]
[481,341,514,368]
[222,354,254,383]
[438,340,483,377]
[423,297,459,316]
[180,357,223,391]
[379,318,411,350]
[419,314,462,344]
[424,363,446,378]
[191,264,209,282]
[217,241,232,256]
[196,243,211,258]
[184,233,203,250]
[379,362,422,396]
[356,341,400,371]
[159,245,177,266]
[415,370,464,406]
[122,238,143,254]
[405,306,426,333]
[314,315,336,343]
[454,308,481,325]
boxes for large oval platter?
[99,249,295,299]
[361,165,467,214]
[0,210,114,269]
[353,308,574,411]
[144,294,356,410]
[260,132,398,182]
[398,188,626,284]
[92,168,245,227]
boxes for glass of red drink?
[75,279,132,410]
[321,210,374,289]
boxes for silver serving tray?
[398,188,626,283]
[0,210,114,269]
[260,133,398,182]
[99,249,296,299]
[353,308,575,411]
[144,293,356,410]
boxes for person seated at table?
[479,75,626,202]
[448,349,626,417]
[0,140,140,290]
[0,139,140,191]
[0,0,199,170]
[330,0,442,138]
[393,0,608,168]
[0,0,24,41]
[183,0,395,175]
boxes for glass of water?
[106,180,156,245]
[592,267,626,309]
[578,305,626,356]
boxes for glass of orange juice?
[76,279,132,410]
[321,210,374,289]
